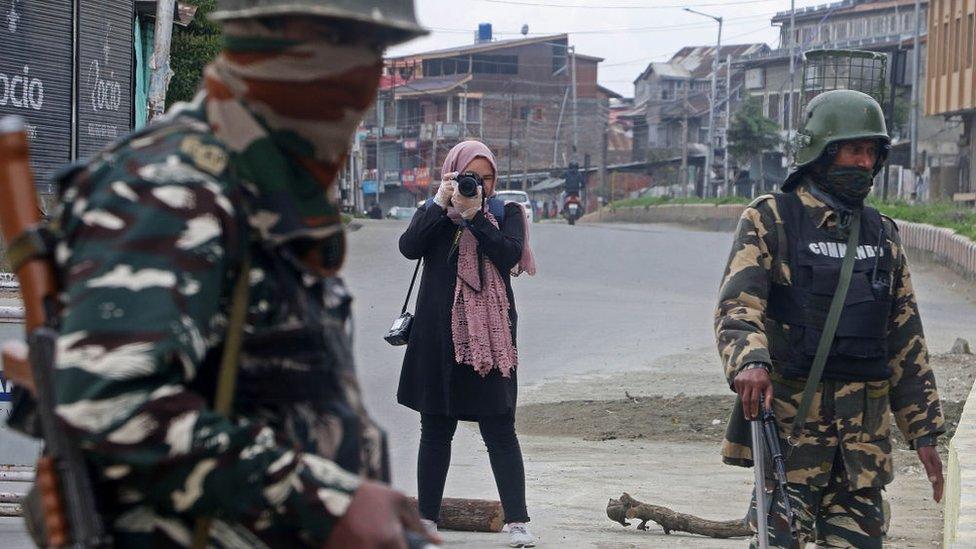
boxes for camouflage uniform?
[715,182,945,547]
[49,103,385,547]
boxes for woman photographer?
[398,140,537,547]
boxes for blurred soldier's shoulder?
[61,116,234,211]
[741,193,780,224]
[880,213,899,232]
[55,115,239,245]
[747,193,776,210]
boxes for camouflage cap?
[210,0,428,45]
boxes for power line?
[475,0,779,9]
[424,11,779,36]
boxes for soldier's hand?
[325,481,441,549]
[916,445,944,503]
[734,366,773,421]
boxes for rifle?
[0,115,109,548]
[752,402,799,549]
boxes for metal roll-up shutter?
[0,0,74,189]
[77,0,134,160]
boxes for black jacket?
[397,200,525,419]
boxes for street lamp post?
[684,8,722,198]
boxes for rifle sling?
[192,253,251,549]
[789,209,861,444]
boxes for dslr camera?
[455,171,483,198]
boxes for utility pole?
[685,8,722,198]
[507,95,515,190]
[785,0,797,163]
[570,45,579,161]
[680,85,690,198]
[522,113,530,192]
[724,55,732,197]
[884,45,900,202]
[600,118,608,202]
[909,0,922,180]
[375,92,383,206]
[553,86,570,166]
[147,0,175,121]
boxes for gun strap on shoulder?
[789,209,861,443]
[191,252,252,549]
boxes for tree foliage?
[727,97,781,163]
[167,0,221,107]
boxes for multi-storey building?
[626,43,769,196]
[738,0,961,198]
[926,0,976,200]
[349,29,608,210]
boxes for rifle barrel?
[0,116,56,333]
[751,420,769,549]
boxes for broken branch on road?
[607,492,751,539]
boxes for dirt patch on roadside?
[517,353,976,449]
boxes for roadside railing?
[0,465,31,517]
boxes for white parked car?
[494,190,534,223]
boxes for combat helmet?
[782,89,890,191]
[210,0,428,45]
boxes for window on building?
[955,17,962,72]
[552,40,569,74]
[473,54,518,75]
[944,22,950,75]
[768,93,780,123]
[969,14,974,68]
[801,26,813,44]
[903,13,912,32]
[466,99,481,123]
[661,87,673,100]
[837,21,848,40]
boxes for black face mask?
[817,166,874,207]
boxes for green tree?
[167,0,221,108]
[727,96,781,193]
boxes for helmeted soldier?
[39,1,439,547]
[715,90,945,548]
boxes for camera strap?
[401,259,422,315]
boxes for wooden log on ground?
[409,497,504,532]
[607,492,751,539]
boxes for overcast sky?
[388,0,847,97]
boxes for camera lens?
[456,172,483,198]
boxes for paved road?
[346,219,976,496]
[1,218,974,547]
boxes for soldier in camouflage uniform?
[43,1,439,547]
[715,90,945,548]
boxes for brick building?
[347,29,608,211]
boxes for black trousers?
[417,413,530,524]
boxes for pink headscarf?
[440,141,536,377]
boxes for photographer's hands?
[453,184,483,219]
[434,172,484,219]
[434,173,457,209]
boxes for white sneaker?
[420,518,438,536]
[508,522,535,548]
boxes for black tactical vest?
[766,191,895,382]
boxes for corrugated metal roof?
[387,34,570,61]
[393,74,473,97]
